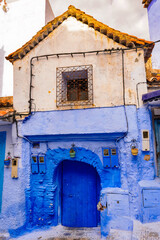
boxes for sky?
[51,0,150,40]
[7,0,149,40]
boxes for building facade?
[142,0,160,69]
[142,0,160,177]
[4,5,160,239]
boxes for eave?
[6,5,154,63]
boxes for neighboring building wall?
[0,124,13,160]
[13,17,147,113]
[0,124,24,230]
[147,0,160,69]
[0,121,32,232]
[0,0,54,97]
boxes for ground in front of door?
[9,225,101,240]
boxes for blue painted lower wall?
[1,105,160,238]
[0,132,6,213]
[26,147,121,228]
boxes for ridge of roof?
[6,5,154,63]
[142,0,153,8]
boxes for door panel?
[62,161,100,227]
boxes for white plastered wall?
[13,17,147,112]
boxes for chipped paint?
[12,18,147,113]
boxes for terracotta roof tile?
[142,0,153,8]
[6,5,154,63]
[147,71,160,84]
[0,96,13,108]
[0,109,14,117]
[0,96,13,117]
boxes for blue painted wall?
[0,125,28,233]
[4,105,160,238]
[148,0,160,69]
[0,132,6,212]
[22,106,127,136]
[25,147,120,229]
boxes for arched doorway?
[58,160,100,227]
[26,147,103,228]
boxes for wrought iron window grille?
[56,65,93,107]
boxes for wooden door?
[62,161,100,227]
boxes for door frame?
[153,116,160,177]
[57,160,101,227]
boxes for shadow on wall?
[0,46,5,96]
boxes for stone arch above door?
[46,147,103,185]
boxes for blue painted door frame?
[61,160,100,227]
[0,132,6,212]
[154,119,160,177]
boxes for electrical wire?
[136,82,147,108]
[1,38,160,140]
[15,120,33,144]
[28,38,160,114]
[116,50,128,143]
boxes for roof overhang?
[6,5,154,63]
[0,120,12,126]
[142,90,160,103]
[0,96,14,122]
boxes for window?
[67,78,88,101]
[56,65,93,107]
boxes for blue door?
[62,161,100,227]
[0,132,6,212]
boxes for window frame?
[56,65,93,107]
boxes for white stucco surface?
[13,17,147,113]
[0,0,54,97]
